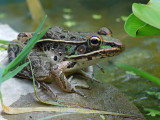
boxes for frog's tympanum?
[8,26,124,96]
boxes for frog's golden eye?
[89,35,102,47]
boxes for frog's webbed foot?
[36,80,57,98]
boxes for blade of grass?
[0,40,13,45]
[116,63,160,86]
[0,40,23,47]
[1,106,140,119]
[0,15,48,114]
[0,68,4,87]
[37,113,82,120]
[2,62,29,82]
[0,68,4,78]
[0,40,16,45]
[3,15,48,75]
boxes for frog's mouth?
[66,40,124,61]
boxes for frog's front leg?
[50,61,85,96]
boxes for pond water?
[0,0,159,120]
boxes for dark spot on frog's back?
[53,43,58,49]
[59,35,65,39]
[54,56,58,61]
[67,62,77,68]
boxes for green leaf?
[149,0,160,9]
[116,63,160,86]
[144,108,160,117]
[0,40,12,45]
[1,62,29,82]
[125,14,145,37]
[3,15,48,75]
[92,14,102,20]
[136,24,160,36]
[100,115,106,120]
[121,16,128,22]
[0,68,4,87]
[146,91,160,100]
[124,14,160,37]
[0,40,22,47]
[0,68,4,78]
[133,2,160,29]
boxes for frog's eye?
[89,35,102,47]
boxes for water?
[1,0,159,120]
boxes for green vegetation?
[0,13,5,19]
[124,0,160,37]
[63,8,72,13]
[120,0,160,118]
[3,16,49,76]
[116,64,160,86]
[92,14,102,20]
[63,21,76,28]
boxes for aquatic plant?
[124,0,160,37]
[120,0,160,118]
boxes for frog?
[8,26,124,97]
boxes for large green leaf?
[124,14,160,37]
[133,1,160,29]
[124,0,160,37]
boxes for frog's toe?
[72,87,86,97]
[70,77,90,89]
[38,81,57,98]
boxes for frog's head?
[66,27,124,66]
